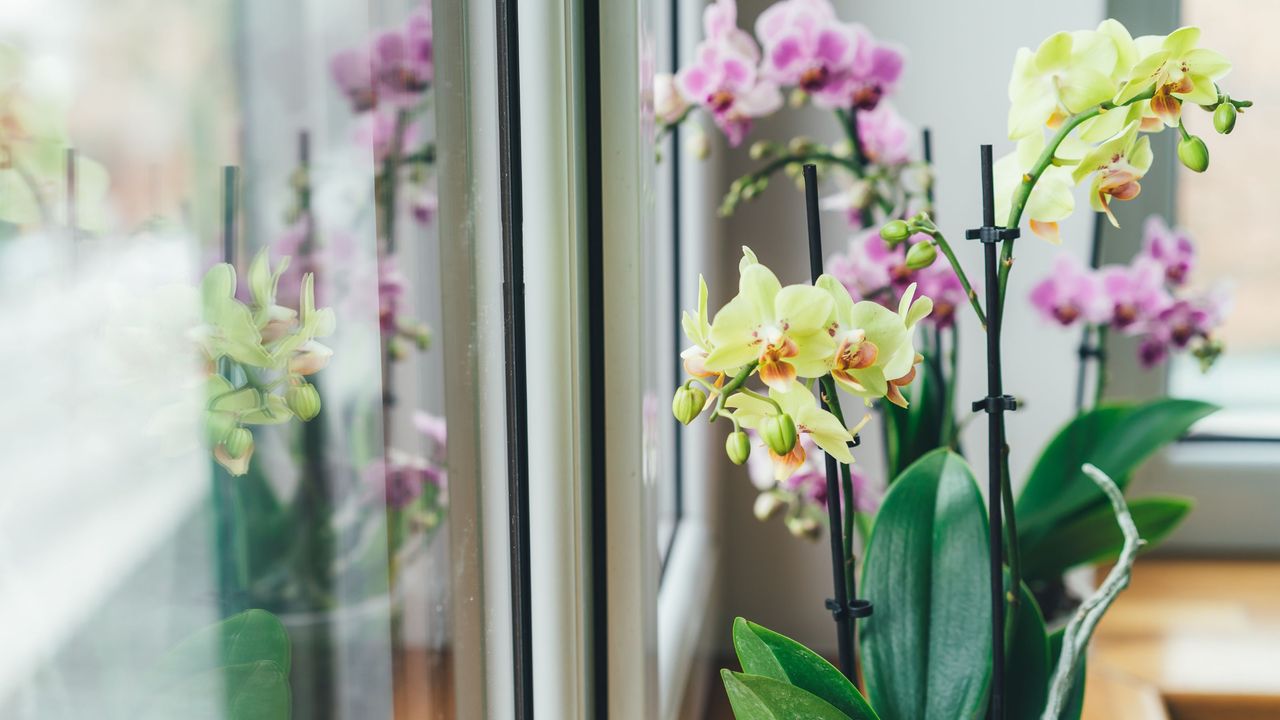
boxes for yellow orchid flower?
[704,253,835,391]
[1115,26,1231,127]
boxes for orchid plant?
[690,13,1251,720]
[661,0,969,536]
[659,0,920,225]
[323,2,448,565]
[201,251,336,476]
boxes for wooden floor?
[706,558,1280,720]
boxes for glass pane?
[651,0,682,571]
[1172,0,1280,436]
[0,1,467,718]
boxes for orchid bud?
[787,137,815,155]
[388,336,408,361]
[1177,135,1210,173]
[223,427,254,460]
[905,241,937,270]
[788,88,808,108]
[785,512,821,540]
[671,385,707,425]
[748,141,776,161]
[880,219,911,246]
[725,431,751,465]
[287,383,322,421]
[1214,103,1237,134]
[753,491,786,521]
[760,413,798,456]
[686,129,710,160]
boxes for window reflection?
[0,1,459,718]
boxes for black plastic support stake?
[222,166,239,265]
[803,164,856,684]
[964,145,1019,720]
[1075,212,1108,412]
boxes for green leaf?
[721,671,853,720]
[1007,583,1050,720]
[1022,496,1193,582]
[860,449,991,720]
[155,610,292,679]
[732,618,787,682]
[143,660,290,720]
[883,349,947,479]
[1016,399,1216,541]
[1047,629,1086,720]
[733,619,879,720]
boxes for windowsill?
[657,520,718,720]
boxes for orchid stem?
[711,362,758,421]
[1000,87,1157,318]
[741,387,785,415]
[925,228,987,329]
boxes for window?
[1169,0,1280,440]
[0,1,519,717]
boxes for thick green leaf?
[1007,583,1050,720]
[733,619,879,720]
[1016,399,1216,541]
[143,660,290,720]
[155,610,292,679]
[860,449,991,720]
[733,618,787,682]
[1047,629,1086,720]
[1023,496,1193,582]
[721,671,853,720]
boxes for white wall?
[713,0,1107,655]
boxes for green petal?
[1130,135,1153,173]
[849,368,889,398]
[815,274,855,325]
[697,274,710,332]
[1176,74,1219,105]
[709,296,759,352]
[724,393,774,425]
[1060,67,1116,112]
[773,383,817,416]
[1027,167,1075,222]
[1034,32,1073,72]
[1114,51,1169,103]
[248,249,272,310]
[739,246,759,272]
[738,264,781,324]
[797,407,855,465]
[790,331,837,378]
[905,296,933,329]
[1185,48,1231,78]
[1162,26,1201,57]
[776,284,834,333]
[1007,91,1057,140]
[1097,19,1138,77]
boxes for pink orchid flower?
[677,0,782,146]
[856,101,913,165]
[1099,258,1172,330]
[754,0,863,101]
[1141,215,1196,286]
[1029,254,1110,326]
